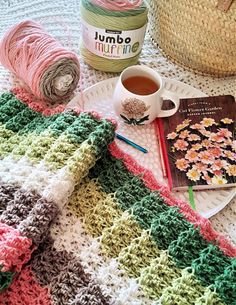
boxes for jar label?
[81,20,147,60]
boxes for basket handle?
[217,0,233,12]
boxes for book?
[156,95,236,191]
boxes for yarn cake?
[80,0,148,72]
[0,89,235,304]
[0,20,80,103]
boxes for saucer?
[68,77,236,218]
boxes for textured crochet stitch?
[0,90,235,305]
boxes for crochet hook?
[115,133,148,154]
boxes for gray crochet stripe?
[0,182,59,245]
[0,184,18,212]
[30,237,111,305]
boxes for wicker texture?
[148,0,236,76]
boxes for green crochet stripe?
[0,93,100,136]
[159,270,225,305]
[131,192,168,229]
[1,92,233,304]
[150,207,193,250]
[88,152,235,304]
[69,176,230,304]
[0,93,27,124]
[168,226,209,268]
[0,93,115,169]
[191,244,232,286]
[214,259,236,305]
[0,270,14,292]
[0,92,15,106]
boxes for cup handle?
[158,89,180,118]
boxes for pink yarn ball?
[0,20,80,103]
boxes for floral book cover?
[160,95,236,191]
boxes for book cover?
[158,95,236,191]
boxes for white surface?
[69,76,236,219]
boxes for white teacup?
[113,65,179,125]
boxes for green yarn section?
[89,155,133,193]
[0,94,56,159]
[159,270,209,305]
[19,115,54,135]
[0,92,115,171]
[0,92,15,107]
[0,270,14,292]
[213,259,236,305]
[0,95,27,124]
[0,123,18,157]
[115,176,151,210]
[66,112,100,143]
[47,111,79,136]
[100,211,142,257]
[118,231,161,277]
[21,112,108,170]
[195,290,226,305]
[87,151,234,303]
[150,207,193,250]
[192,244,231,286]
[168,227,209,268]
[86,119,115,155]
[89,153,168,212]
[131,192,168,229]
[84,195,122,237]
[0,123,15,140]
[43,133,79,170]
[25,131,56,165]
[0,93,74,136]
[0,92,113,140]
[139,251,181,299]
[0,133,24,157]
[66,123,115,180]
[5,107,40,132]
[88,151,117,178]
[66,141,96,181]
[68,177,107,218]
[11,133,37,160]
[0,122,25,158]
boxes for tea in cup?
[113,65,180,125]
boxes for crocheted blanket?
[0,90,235,305]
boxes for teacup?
[113,65,179,125]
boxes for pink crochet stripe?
[11,88,118,127]
[11,87,66,116]
[0,267,52,305]
[68,106,118,127]
[91,0,142,11]
[0,222,33,272]
[109,141,236,257]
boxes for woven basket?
[148,0,236,77]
